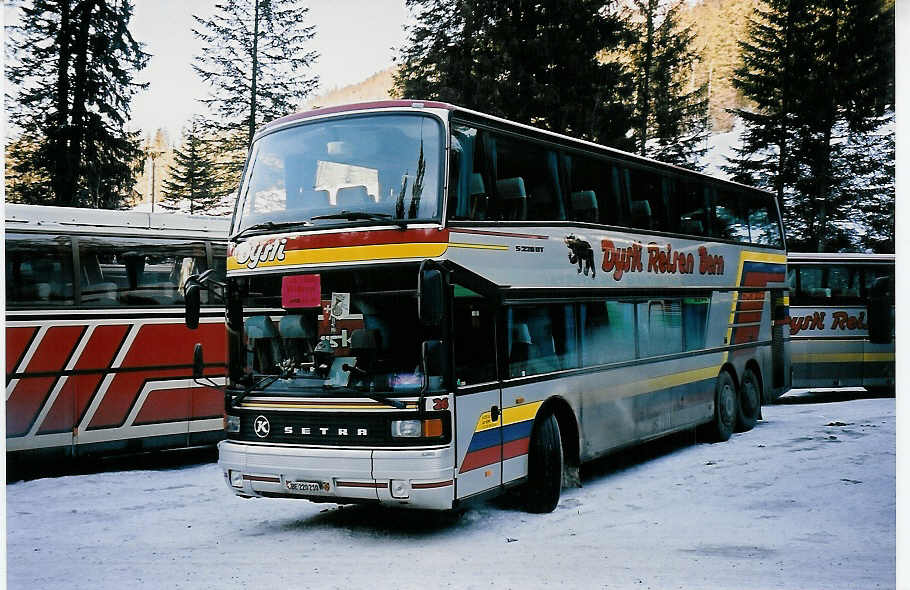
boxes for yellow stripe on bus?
[227,242,448,270]
[792,352,895,363]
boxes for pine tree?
[394,0,634,148]
[160,118,223,214]
[6,0,149,208]
[627,0,710,169]
[728,0,894,252]
[192,0,319,181]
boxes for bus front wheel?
[705,371,736,442]
[736,368,761,432]
[523,413,563,513]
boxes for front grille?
[229,410,451,447]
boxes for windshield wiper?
[229,375,279,408]
[310,211,409,230]
[321,385,406,409]
[232,220,312,240]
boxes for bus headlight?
[391,420,422,437]
[391,419,444,438]
[225,415,240,433]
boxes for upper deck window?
[234,113,444,236]
[447,120,784,249]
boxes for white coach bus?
[184,100,790,512]
[787,252,894,392]
[5,204,229,460]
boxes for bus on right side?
[787,252,894,393]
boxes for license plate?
[285,480,329,493]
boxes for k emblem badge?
[253,415,271,438]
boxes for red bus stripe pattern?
[6,320,226,442]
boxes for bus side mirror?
[193,343,204,380]
[185,281,201,330]
[418,268,444,327]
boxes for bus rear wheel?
[736,368,761,432]
[523,413,563,513]
[704,371,736,442]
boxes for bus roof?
[4,204,230,238]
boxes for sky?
[128,0,409,141]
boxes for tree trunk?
[51,0,73,205]
[249,0,260,147]
[65,0,98,206]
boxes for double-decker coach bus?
[5,204,229,460]
[186,100,790,513]
[787,252,894,392]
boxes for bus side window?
[743,192,784,247]
[5,233,75,306]
[506,305,574,377]
[827,265,860,300]
[579,300,635,366]
[637,299,683,358]
[628,168,667,232]
[798,266,828,300]
[864,267,894,299]
[493,134,566,222]
[679,179,709,237]
[712,188,749,243]
[452,298,497,385]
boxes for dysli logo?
[253,415,271,438]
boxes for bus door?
[451,294,503,499]
[770,289,790,395]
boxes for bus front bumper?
[217,440,456,510]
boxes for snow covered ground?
[6,394,895,590]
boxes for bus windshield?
[234,267,437,397]
[234,114,444,235]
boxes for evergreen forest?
[5,0,895,252]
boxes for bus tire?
[705,371,737,442]
[736,368,761,432]
[523,413,563,513]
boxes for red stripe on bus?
[733,326,760,344]
[412,480,454,489]
[134,386,201,424]
[39,324,131,434]
[88,323,226,429]
[735,311,763,324]
[335,481,388,488]
[502,437,530,461]
[278,228,449,252]
[6,325,85,437]
[459,445,502,473]
[743,272,785,287]
[736,300,764,312]
[6,326,38,376]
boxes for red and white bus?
[186,100,790,512]
[5,204,229,459]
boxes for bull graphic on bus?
[564,234,596,278]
